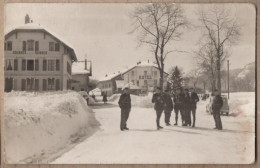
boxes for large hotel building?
[4,16,78,92]
[97,61,169,96]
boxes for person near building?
[212,89,223,130]
[189,88,200,127]
[163,88,174,126]
[173,87,185,126]
[118,87,131,131]
[152,87,165,130]
[103,92,108,104]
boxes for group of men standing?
[118,86,223,131]
[152,87,199,130]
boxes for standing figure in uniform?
[163,88,174,126]
[118,87,131,131]
[152,87,165,130]
[212,90,223,130]
[189,88,200,127]
[103,92,108,104]
[183,88,191,126]
[173,87,185,126]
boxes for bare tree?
[197,5,240,93]
[187,68,201,91]
[132,3,188,88]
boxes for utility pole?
[227,60,230,99]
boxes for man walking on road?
[163,88,174,126]
[118,87,131,131]
[183,89,191,126]
[173,87,185,126]
[152,87,165,130]
[189,88,200,127]
[212,90,223,130]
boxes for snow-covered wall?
[4,91,100,163]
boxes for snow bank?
[4,91,100,163]
[224,92,255,117]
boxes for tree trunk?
[217,56,221,94]
[160,69,164,89]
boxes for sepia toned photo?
[3,3,255,164]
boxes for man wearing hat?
[163,88,174,126]
[118,87,131,131]
[152,87,165,130]
[212,89,223,130]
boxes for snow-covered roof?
[72,61,90,75]
[98,60,168,83]
[5,23,77,61]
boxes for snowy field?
[53,92,255,164]
[4,91,100,163]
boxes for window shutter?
[35,41,39,52]
[21,79,26,91]
[56,79,60,90]
[56,60,60,71]
[43,59,47,71]
[14,59,18,71]
[35,79,39,91]
[43,79,47,91]
[22,59,26,71]
[35,59,39,71]
[23,41,26,51]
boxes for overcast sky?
[5,3,256,79]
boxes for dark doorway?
[5,78,13,92]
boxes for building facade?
[4,22,77,92]
[97,61,168,96]
[71,60,92,92]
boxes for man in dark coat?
[183,88,191,126]
[163,89,174,126]
[189,88,200,127]
[212,90,223,130]
[118,87,131,131]
[173,87,185,126]
[152,87,165,130]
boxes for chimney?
[25,14,30,24]
[105,74,108,77]
[85,59,87,70]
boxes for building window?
[55,43,60,51]
[144,71,147,76]
[7,41,12,51]
[27,40,34,51]
[26,78,34,91]
[35,41,39,51]
[14,59,18,71]
[43,79,47,91]
[5,59,14,71]
[49,42,55,51]
[35,79,39,91]
[48,78,55,90]
[56,60,60,71]
[27,60,34,71]
[48,60,55,71]
[23,41,26,51]
[21,79,26,91]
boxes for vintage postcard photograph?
[3,3,255,164]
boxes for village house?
[97,60,168,96]
[4,15,77,92]
[71,60,92,92]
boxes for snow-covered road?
[53,93,255,164]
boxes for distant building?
[4,15,77,92]
[71,60,92,92]
[97,60,168,96]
